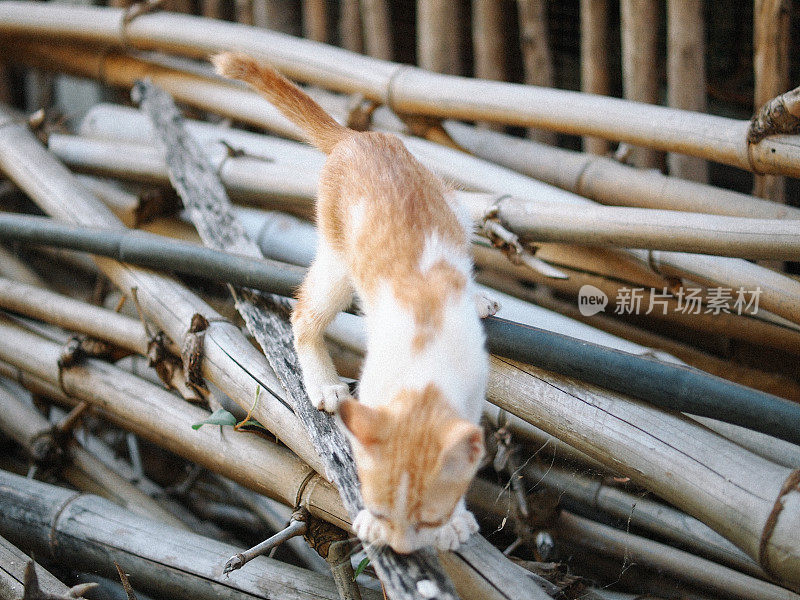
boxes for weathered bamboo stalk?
[62,93,800,331]
[666,0,708,182]
[339,0,363,54]
[0,317,349,528]
[477,269,800,402]
[416,0,461,75]
[521,462,767,580]
[0,244,47,288]
[517,0,556,143]
[301,0,328,43]
[620,0,661,168]
[0,534,75,600]
[442,119,800,219]
[0,381,186,528]
[488,355,800,590]
[0,102,327,478]
[73,175,140,227]
[4,2,798,176]
[48,127,800,351]
[469,478,799,600]
[358,0,392,60]
[0,471,368,600]
[579,0,610,154]
[753,0,791,202]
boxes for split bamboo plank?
[134,79,467,600]
[3,2,800,175]
[0,534,74,600]
[359,0,392,60]
[488,355,800,590]
[416,0,461,75]
[579,0,610,154]
[666,0,708,182]
[753,0,791,202]
[0,381,186,528]
[620,0,661,168]
[517,0,556,144]
[0,471,369,600]
[0,103,327,477]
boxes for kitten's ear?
[339,399,388,450]
[438,420,485,480]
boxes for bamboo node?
[748,86,800,145]
[758,468,800,579]
[345,94,378,131]
[120,0,165,47]
[181,313,209,392]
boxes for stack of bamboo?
[0,2,799,600]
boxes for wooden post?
[579,0,610,154]
[666,0,708,182]
[473,0,506,82]
[302,0,328,43]
[518,0,556,143]
[359,0,393,60]
[236,0,254,25]
[339,0,364,53]
[753,0,791,203]
[417,0,462,75]
[620,0,661,168]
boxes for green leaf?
[192,408,237,430]
[353,557,370,580]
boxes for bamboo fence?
[0,2,799,176]
[579,0,610,154]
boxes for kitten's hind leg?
[292,244,354,412]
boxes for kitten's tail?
[212,51,349,154]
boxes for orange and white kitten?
[213,52,497,554]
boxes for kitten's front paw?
[434,508,479,551]
[353,509,385,545]
[321,383,351,412]
[474,293,500,319]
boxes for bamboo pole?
[301,0,328,43]
[667,0,708,183]
[359,0,392,60]
[46,131,800,353]
[0,534,75,600]
[443,119,800,219]
[488,355,800,590]
[579,0,610,154]
[0,244,47,288]
[666,0,708,182]
[0,104,327,478]
[1,3,800,175]
[74,175,140,227]
[469,478,798,600]
[416,0,461,75]
[0,382,187,528]
[753,0,791,202]
[521,462,768,580]
[517,0,556,144]
[339,0,363,54]
[0,471,368,600]
[477,270,800,402]
[620,0,661,168]
[0,317,349,529]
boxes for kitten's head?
[339,384,484,553]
